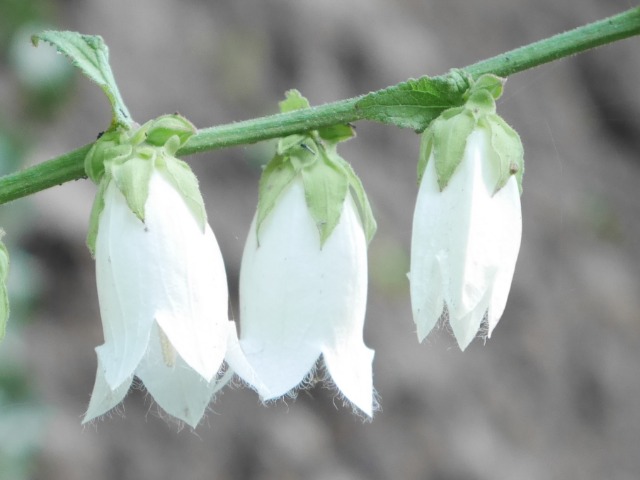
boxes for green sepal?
[301,152,349,247]
[32,31,132,129]
[84,130,131,183]
[0,233,9,341]
[417,124,434,185]
[85,113,207,253]
[317,123,355,144]
[430,107,476,190]
[355,74,469,131]
[159,155,208,232]
[279,89,310,112]
[467,74,505,101]
[416,73,522,194]
[110,152,155,222]
[480,115,525,194]
[86,177,109,256]
[257,90,377,247]
[465,89,497,116]
[256,154,298,243]
[145,114,197,153]
[335,156,377,244]
[277,134,312,157]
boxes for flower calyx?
[418,74,523,194]
[257,90,376,247]
[85,114,205,255]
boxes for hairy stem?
[1,7,638,205]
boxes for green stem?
[1,7,638,206]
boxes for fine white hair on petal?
[83,354,132,424]
[90,169,230,423]
[135,324,222,428]
[486,175,522,337]
[95,172,228,385]
[231,179,374,413]
[410,129,522,350]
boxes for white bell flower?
[227,179,375,416]
[84,170,229,427]
[410,128,522,350]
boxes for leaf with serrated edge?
[32,31,131,128]
[356,75,467,131]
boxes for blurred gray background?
[1,0,639,479]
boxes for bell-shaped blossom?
[410,129,522,350]
[227,179,375,416]
[84,171,229,427]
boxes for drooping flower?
[83,115,229,427]
[226,90,377,416]
[409,75,524,350]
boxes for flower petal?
[144,172,229,381]
[486,176,522,337]
[322,345,374,416]
[236,180,373,409]
[411,129,522,349]
[95,181,156,388]
[318,193,373,414]
[135,324,223,428]
[83,352,132,424]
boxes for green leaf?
[0,235,9,342]
[301,153,349,247]
[355,75,468,131]
[432,108,476,190]
[32,30,132,129]
[256,154,298,242]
